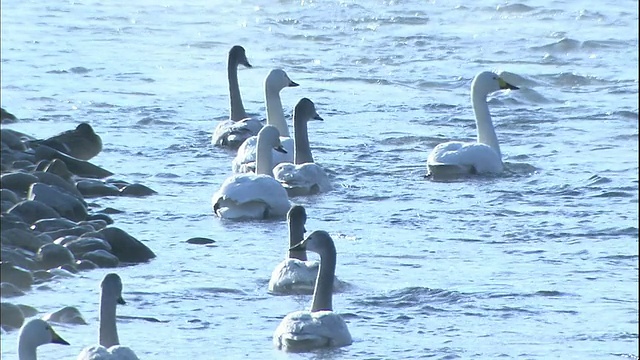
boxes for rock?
[1,282,25,298]
[0,247,37,271]
[31,217,77,233]
[64,237,112,258]
[0,108,18,122]
[0,302,24,329]
[36,243,75,270]
[43,159,74,182]
[119,183,157,196]
[42,306,87,325]
[10,160,36,171]
[76,179,120,197]
[46,267,76,278]
[42,225,94,240]
[186,237,216,245]
[32,270,55,284]
[78,219,108,231]
[0,213,30,232]
[75,259,98,271]
[33,171,84,200]
[28,183,87,222]
[97,227,155,263]
[1,228,51,253]
[85,213,114,224]
[6,200,61,225]
[0,262,33,289]
[52,235,80,246]
[17,304,38,317]
[0,188,19,204]
[81,249,119,268]
[0,172,38,195]
[34,145,113,178]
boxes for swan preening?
[212,45,263,149]
[273,98,331,196]
[273,230,352,352]
[77,273,139,360]
[213,125,292,220]
[232,69,299,173]
[426,71,519,180]
[18,318,69,360]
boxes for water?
[1,0,638,359]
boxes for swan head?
[287,205,307,232]
[229,45,252,68]
[257,125,287,153]
[265,69,299,92]
[294,98,324,122]
[102,273,126,305]
[472,71,519,97]
[290,230,335,257]
[19,319,70,348]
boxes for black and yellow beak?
[289,80,299,87]
[498,77,519,90]
[313,114,324,121]
[117,296,126,305]
[274,145,287,154]
[50,327,70,345]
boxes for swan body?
[232,69,299,173]
[77,273,139,360]
[273,230,352,352]
[213,125,291,220]
[426,71,518,179]
[18,319,69,360]
[273,98,330,196]
[212,45,263,149]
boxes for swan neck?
[287,223,307,261]
[255,135,274,176]
[265,88,289,137]
[471,90,501,158]
[228,56,247,121]
[17,339,37,360]
[310,245,336,312]
[99,292,120,348]
[293,117,313,164]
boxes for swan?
[273,230,352,352]
[426,71,519,179]
[269,205,344,295]
[272,98,331,196]
[18,318,69,360]
[213,125,291,220]
[212,45,264,149]
[77,273,139,360]
[232,69,299,173]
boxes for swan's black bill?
[51,329,70,345]
[274,145,287,154]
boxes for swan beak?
[242,60,252,68]
[498,77,519,90]
[289,80,299,87]
[313,114,324,121]
[117,296,126,305]
[274,145,287,154]
[50,328,70,345]
[289,242,305,251]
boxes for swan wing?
[268,259,319,295]
[427,141,503,178]
[77,345,111,360]
[232,137,294,174]
[212,174,291,219]
[213,118,264,149]
[273,310,352,352]
[273,163,331,196]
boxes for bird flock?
[16,44,521,357]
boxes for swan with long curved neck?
[18,319,69,360]
[273,230,352,352]
[426,71,518,179]
[212,45,263,149]
[273,98,331,196]
[77,273,139,360]
[213,125,291,220]
[232,69,299,173]
[269,206,344,294]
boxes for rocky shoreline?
[1,113,157,331]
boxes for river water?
[1,0,638,359]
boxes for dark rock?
[0,172,38,195]
[0,188,19,204]
[17,304,38,317]
[6,200,61,225]
[10,160,36,171]
[31,217,77,233]
[0,247,37,271]
[34,145,113,178]
[32,270,55,283]
[186,237,216,245]
[42,306,87,325]
[0,108,18,122]
[58,264,78,274]
[0,262,33,289]
[119,183,157,196]
[0,302,24,329]
[1,282,25,298]
[36,243,75,269]
[76,179,120,197]
[1,128,26,150]
[28,183,87,222]
[1,228,50,253]
[0,213,30,232]
[75,259,98,271]
[43,159,74,182]
[33,171,84,200]
[64,237,112,258]
[42,225,94,240]
[52,235,80,246]
[97,227,155,263]
[78,219,108,231]
[81,249,119,268]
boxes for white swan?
[213,125,291,220]
[273,230,352,352]
[269,206,344,295]
[18,318,69,360]
[77,273,139,360]
[232,69,299,173]
[426,71,519,179]
[273,98,331,196]
[211,45,263,149]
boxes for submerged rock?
[97,227,155,263]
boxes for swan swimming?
[18,318,69,360]
[273,230,352,352]
[426,71,519,179]
[211,45,264,149]
[273,98,331,196]
[213,125,291,220]
[77,273,139,360]
[269,205,345,295]
[232,69,299,173]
